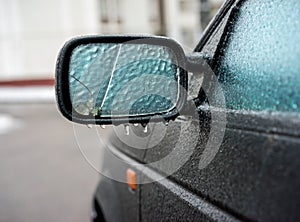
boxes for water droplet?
[124,125,130,135]
[164,121,169,126]
[143,125,148,133]
[86,124,93,129]
[133,123,139,127]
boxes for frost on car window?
[69,43,179,116]
[214,0,300,112]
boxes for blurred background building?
[0,0,224,81]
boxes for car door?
[139,0,300,221]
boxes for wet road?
[0,103,107,222]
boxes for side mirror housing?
[55,35,188,125]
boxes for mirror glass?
[69,43,180,117]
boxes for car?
[55,0,300,221]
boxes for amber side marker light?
[126,169,137,191]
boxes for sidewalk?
[0,87,55,103]
[0,79,55,103]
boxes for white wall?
[0,0,202,80]
[119,0,152,34]
[0,0,99,80]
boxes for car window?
[213,0,300,113]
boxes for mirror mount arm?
[186,52,212,74]
[180,52,212,116]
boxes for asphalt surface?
[0,103,107,222]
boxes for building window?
[179,0,191,12]
[99,0,121,24]
[100,0,108,23]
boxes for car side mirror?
[55,36,188,125]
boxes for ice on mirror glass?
[69,43,179,116]
[215,0,300,113]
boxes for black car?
[55,0,300,221]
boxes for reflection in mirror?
[69,43,180,117]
